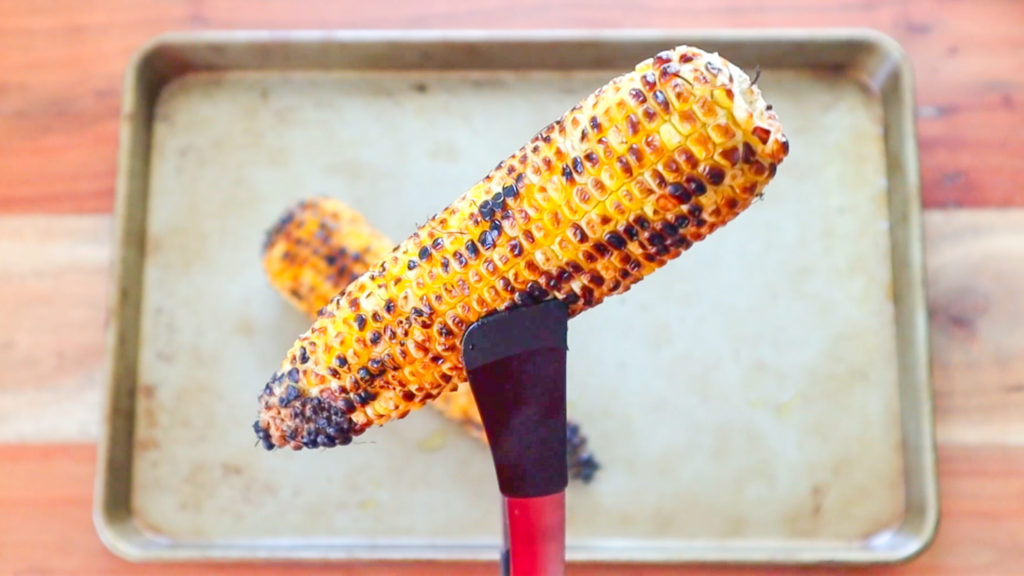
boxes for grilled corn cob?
[262,198,600,479]
[255,45,789,450]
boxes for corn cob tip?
[255,375,369,449]
[567,420,600,483]
[257,44,789,450]
[262,198,311,254]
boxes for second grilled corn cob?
[262,197,600,479]
[263,198,395,318]
[255,45,789,450]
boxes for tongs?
[463,299,569,576]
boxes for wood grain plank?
[1,443,1021,575]
[0,215,110,441]
[0,1,185,213]
[925,210,1024,446]
[1,210,1022,571]
[899,0,1024,209]
[2,210,1023,447]
[0,0,1020,212]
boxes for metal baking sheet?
[95,30,936,564]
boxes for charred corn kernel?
[256,45,789,450]
[262,198,601,480]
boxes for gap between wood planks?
[0,209,1022,444]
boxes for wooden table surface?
[1,0,1022,574]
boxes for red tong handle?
[462,300,570,576]
[505,493,566,576]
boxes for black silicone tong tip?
[462,299,570,498]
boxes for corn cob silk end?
[256,45,789,450]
